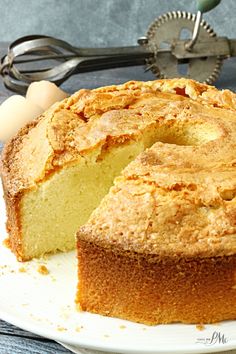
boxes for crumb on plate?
[119,325,126,329]
[19,267,26,273]
[0,265,8,269]
[57,326,67,332]
[2,238,10,249]
[37,265,49,275]
[196,324,205,331]
[75,326,83,332]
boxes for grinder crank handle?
[196,0,221,13]
[186,0,221,50]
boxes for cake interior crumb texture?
[20,141,144,259]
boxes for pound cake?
[76,79,236,325]
[1,78,236,269]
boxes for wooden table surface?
[0,41,236,353]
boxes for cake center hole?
[144,121,220,147]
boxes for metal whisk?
[1,0,236,94]
[0,35,153,94]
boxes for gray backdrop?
[0,0,235,46]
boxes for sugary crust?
[1,78,236,260]
[77,87,236,258]
[2,78,236,199]
[77,240,236,325]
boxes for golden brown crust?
[77,240,236,325]
[0,180,23,260]
[77,99,236,258]
[2,78,236,199]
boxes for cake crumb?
[0,265,8,269]
[196,324,205,331]
[119,325,126,329]
[75,326,83,332]
[3,238,10,249]
[19,267,26,273]
[37,265,49,275]
[104,334,110,338]
[57,326,67,332]
[76,303,82,312]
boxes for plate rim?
[57,340,236,354]
[1,307,236,354]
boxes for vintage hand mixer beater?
[1,0,235,94]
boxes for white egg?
[26,80,68,111]
[0,95,43,142]
[0,81,68,142]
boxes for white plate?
[0,184,236,354]
[58,341,119,354]
[58,341,236,354]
